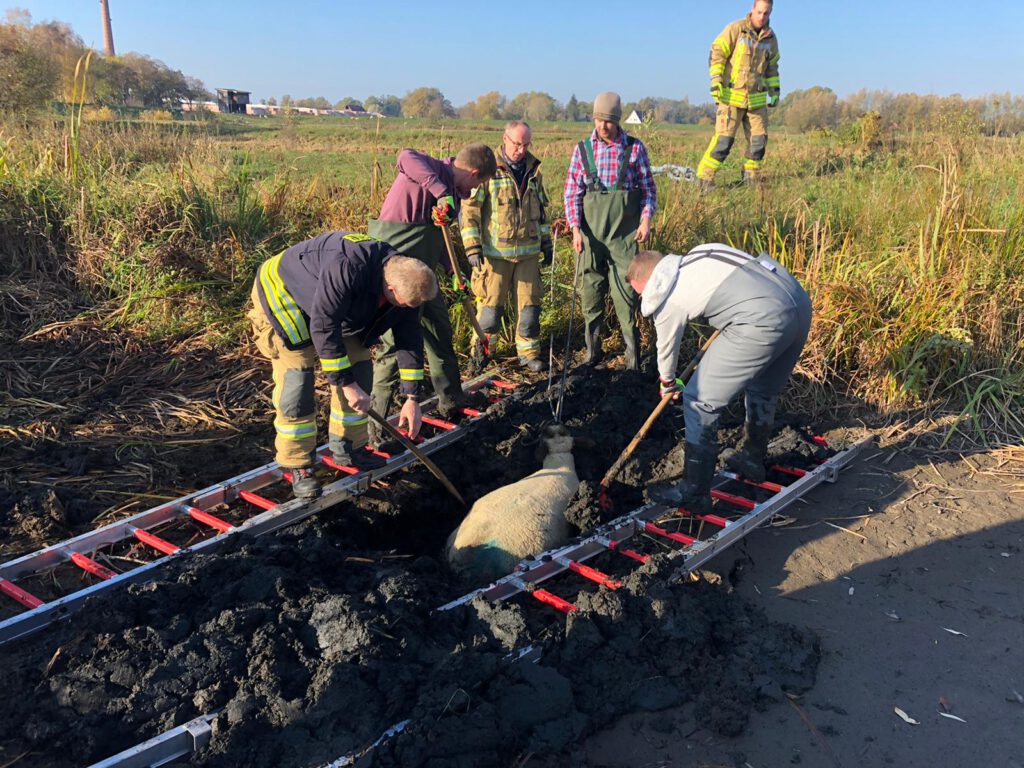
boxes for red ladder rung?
[678,510,730,528]
[0,578,44,609]
[530,588,576,613]
[133,528,180,556]
[567,560,621,589]
[644,522,696,546]
[811,435,830,447]
[238,490,277,511]
[422,416,457,431]
[70,552,116,580]
[489,380,517,391]
[460,407,482,417]
[719,471,785,493]
[771,464,806,478]
[606,539,650,563]
[395,428,425,444]
[710,490,757,510]
[320,457,359,475]
[184,505,234,533]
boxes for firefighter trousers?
[471,255,544,360]
[697,105,769,182]
[248,284,373,468]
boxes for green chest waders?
[578,139,643,363]
[367,218,463,417]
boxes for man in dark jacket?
[248,232,438,499]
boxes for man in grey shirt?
[626,245,812,514]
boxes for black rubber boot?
[623,330,640,371]
[368,393,392,447]
[724,421,772,482]
[289,466,322,500]
[583,319,604,366]
[649,442,717,516]
[438,389,489,420]
[332,439,387,472]
[520,356,548,373]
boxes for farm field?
[1,113,1023,767]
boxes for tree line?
[1,10,208,112]
[5,10,1024,136]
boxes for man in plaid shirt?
[563,91,656,370]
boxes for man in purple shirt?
[369,144,497,428]
[563,91,657,370]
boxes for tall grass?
[2,113,1022,441]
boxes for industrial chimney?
[100,0,115,56]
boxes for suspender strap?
[579,140,603,192]
[616,136,636,190]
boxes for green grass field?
[3,113,1023,442]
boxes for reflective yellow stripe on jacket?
[259,252,310,346]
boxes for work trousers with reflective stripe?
[697,105,769,182]
[248,284,373,468]
[471,255,544,360]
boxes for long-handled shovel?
[440,223,489,365]
[597,329,722,512]
[367,408,465,507]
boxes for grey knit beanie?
[593,91,622,124]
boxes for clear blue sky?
[17,1,1021,105]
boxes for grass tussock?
[2,114,1023,444]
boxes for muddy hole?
[0,368,829,768]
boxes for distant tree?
[505,91,559,121]
[783,86,840,132]
[365,94,400,116]
[565,93,580,121]
[0,19,59,112]
[312,96,330,110]
[525,92,558,121]
[463,90,505,120]
[266,96,277,106]
[335,97,363,110]
[401,87,454,118]
[0,22,58,110]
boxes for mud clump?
[0,368,822,767]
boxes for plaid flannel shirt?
[562,129,657,229]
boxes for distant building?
[624,109,645,125]
[216,88,250,114]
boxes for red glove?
[431,195,456,227]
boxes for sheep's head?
[539,423,574,458]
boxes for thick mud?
[0,365,825,767]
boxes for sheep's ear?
[534,440,548,463]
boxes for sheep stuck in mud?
[446,424,579,582]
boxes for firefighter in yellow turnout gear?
[697,0,780,187]
[460,121,553,372]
